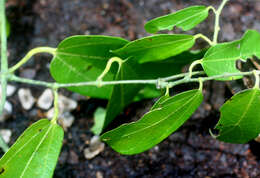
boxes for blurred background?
[2,0,260,177]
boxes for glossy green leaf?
[104,59,143,128]
[50,35,129,99]
[112,34,195,63]
[215,89,260,143]
[0,119,64,178]
[202,30,260,80]
[201,40,241,81]
[240,30,260,59]
[145,6,210,34]
[101,89,203,155]
[91,107,106,135]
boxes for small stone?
[58,95,77,112]
[0,84,16,99]
[84,136,105,159]
[96,171,103,178]
[0,110,9,122]
[68,150,79,164]
[18,88,35,110]
[46,107,55,119]
[255,134,260,143]
[37,88,53,110]
[4,101,12,113]
[0,129,12,144]
[6,85,16,97]
[59,112,75,131]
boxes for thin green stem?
[169,70,260,88]
[194,34,213,46]
[7,70,260,90]
[198,78,203,91]
[51,88,59,124]
[0,0,8,115]
[8,47,56,73]
[213,0,229,45]
[207,6,217,14]
[97,57,123,83]
[188,59,202,78]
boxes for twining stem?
[213,0,230,45]
[188,59,202,78]
[8,47,56,73]
[194,34,213,46]
[0,0,10,152]
[7,70,260,89]
[97,57,123,83]
[51,88,59,124]
[0,0,8,116]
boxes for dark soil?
[2,0,260,177]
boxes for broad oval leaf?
[112,34,195,63]
[145,6,210,34]
[50,35,129,99]
[201,30,260,81]
[215,89,260,143]
[101,89,203,155]
[0,119,64,178]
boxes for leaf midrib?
[20,124,54,177]
[121,91,200,138]
[119,37,193,54]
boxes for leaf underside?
[216,89,260,143]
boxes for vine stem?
[97,57,123,86]
[0,0,9,152]
[213,0,229,45]
[8,47,56,73]
[194,34,213,46]
[0,0,8,115]
[6,70,260,90]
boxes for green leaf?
[215,89,260,143]
[145,6,210,34]
[104,59,143,128]
[50,35,129,99]
[138,49,206,79]
[240,30,260,59]
[91,107,106,135]
[0,119,64,178]
[101,89,203,155]
[201,30,260,81]
[201,40,242,81]
[112,34,196,63]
